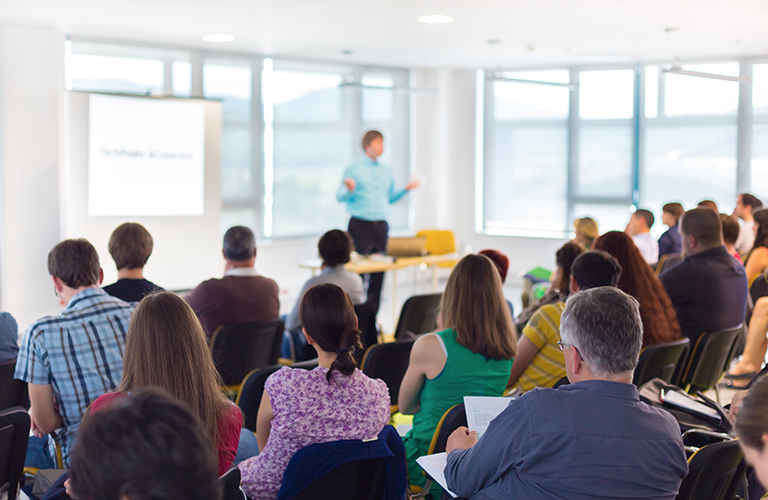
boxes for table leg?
[432,265,439,292]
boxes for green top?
[403,328,513,494]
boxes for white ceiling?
[2,0,768,69]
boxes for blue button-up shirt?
[445,380,688,500]
[336,155,408,221]
[14,288,134,465]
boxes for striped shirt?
[516,302,566,393]
[14,288,134,465]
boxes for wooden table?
[299,254,457,326]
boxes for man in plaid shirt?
[15,238,134,467]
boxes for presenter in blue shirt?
[337,130,418,313]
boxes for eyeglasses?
[557,341,584,361]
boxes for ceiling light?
[488,72,578,91]
[339,82,436,95]
[417,15,454,24]
[202,34,235,43]
[663,64,748,82]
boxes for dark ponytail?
[299,283,362,383]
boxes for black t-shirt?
[103,278,163,303]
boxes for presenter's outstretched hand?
[446,426,477,453]
[405,179,420,190]
[344,178,356,192]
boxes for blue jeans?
[234,428,259,465]
[25,435,56,469]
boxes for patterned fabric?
[516,303,566,393]
[239,366,390,500]
[14,288,134,465]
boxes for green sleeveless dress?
[403,328,513,495]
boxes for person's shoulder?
[91,391,128,414]
[526,304,563,329]
[0,312,17,333]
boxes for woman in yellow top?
[745,210,768,287]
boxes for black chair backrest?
[237,360,319,431]
[219,467,246,500]
[659,253,683,275]
[283,457,388,500]
[633,337,691,387]
[0,406,31,500]
[552,376,570,389]
[0,359,29,411]
[354,301,378,365]
[679,325,742,393]
[676,440,745,500]
[394,293,442,340]
[212,320,285,386]
[431,404,468,455]
[361,340,415,406]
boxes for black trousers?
[348,217,388,314]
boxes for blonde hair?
[440,254,517,360]
[119,292,237,448]
[575,217,599,239]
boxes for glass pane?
[273,71,342,123]
[484,127,568,233]
[362,75,393,122]
[579,69,634,120]
[70,53,164,94]
[754,64,768,115]
[643,125,737,216]
[272,129,352,237]
[221,209,258,239]
[664,63,739,117]
[645,66,659,119]
[572,204,633,234]
[577,126,633,197]
[203,63,252,119]
[220,123,253,199]
[750,125,768,203]
[493,70,570,120]
[172,61,191,97]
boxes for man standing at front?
[337,130,417,314]
[444,287,688,499]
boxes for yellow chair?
[416,230,458,268]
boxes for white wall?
[0,25,64,329]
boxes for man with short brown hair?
[15,238,134,467]
[103,222,164,302]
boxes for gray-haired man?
[444,287,688,500]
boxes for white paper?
[416,452,458,498]
[464,396,513,437]
[396,424,413,437]
[661,389,721,421]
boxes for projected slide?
[88,94,206,216]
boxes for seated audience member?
[658,202,684,258]
[745,209,768,287]
[734,193,763,257]
[284,229,364,360]
[478,249,515,317]
[69,389,221,500]
[733,374,768,494]
[14,239,134,467]
[660,208,748,345]
[239,284,389,500]
[399,254,517,496]
[721,213,744,263]
[698,199,719,212]
[0,311,18,363]
[573,217,599,250]
[445,287,688,500]
[102,222,164,302]
[187,226,279,337]
[515,241,583,331]
[624,208,659,264]
[90,292,243,475]
[508,250,622,393]
[593,231,682,346]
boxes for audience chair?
[354,301,379,364]
[361,339,415,412]
[552,376,571,389]
[0,359,29,411]
[633,338,691,387]
[412,404,468,499]
[236,359,318,432]
[280,457,388,500]
[675,440,746,500]
[219,467,246,500]
[657,253,683,276]
[677,325,742,402]
[415,230,458,268]
[393,293,442,340]
[211,320,285,389]
[0,407,31,500]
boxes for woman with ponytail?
[239,283,390,500]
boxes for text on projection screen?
[88,94,205,217]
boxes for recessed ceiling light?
[417,15,454,24]
[202,34,235,43]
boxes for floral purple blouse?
[239,366,390,500]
